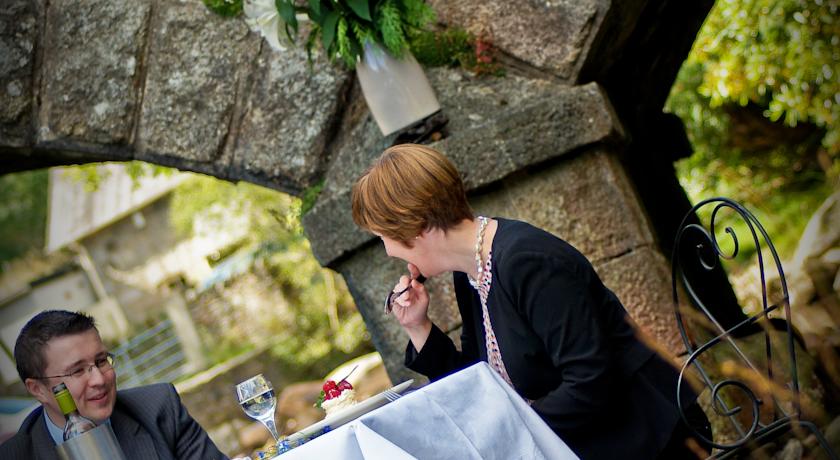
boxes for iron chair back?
[671,197,837,459]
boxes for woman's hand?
[391,263,433,350]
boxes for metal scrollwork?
[670,198,839,458]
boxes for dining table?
[276,362,578,459]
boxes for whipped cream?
[321,389,357,417]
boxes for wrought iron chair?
[671,197,838,459]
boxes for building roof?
[45,164,187,252]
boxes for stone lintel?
[304,79,624,267]
[231,43,352,193]
[37,0,151,146]
[0,0,37,148]
[427,0,601,81]
[136,1,257,163]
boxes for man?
[0,310,228,459]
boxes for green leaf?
[305,29,319,68]
[202,0,243,17]
[337,18,355,67]
[377,0,406,57]
[276,0,298,35]
[308,0,321,18]
[346,0,372,21]
[321,10,341,55]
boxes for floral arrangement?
[202,0,502,75]
[204,0,436,68]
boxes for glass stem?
[262,417,280,441]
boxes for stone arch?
[3,0,738,382]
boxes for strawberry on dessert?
[316,379,358,417]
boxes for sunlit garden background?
[0,0,837,456]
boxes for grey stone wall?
[1,0,712,382]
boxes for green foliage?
[270,0,436,68]
[692,0,838,154]
[378,0,407,57]
[410,28,504,76]
[666,0,839,262]
[202,0,243,17]
[63,162,174,192]
[170,175,371,370]
[300,181,324,215]
[169,175,301,239]
[0,170,48,263]
[668,0,839,171]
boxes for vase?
[356,42,441,136]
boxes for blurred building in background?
[0,164,249,390]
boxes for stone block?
[137,1,257,162]
[502,149,652,263]
[38,0,150,145]
[425,67,565,135]
[302,188,374,267]
[318,97,397,198]
[438,81,623,190]
[301,92,397,265]
[233,44,351,193]
[304,78,624,267]
[0,0,36,147]
[427,0,600,80]
[595,246,683,353]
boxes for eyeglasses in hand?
[384,275,426,315]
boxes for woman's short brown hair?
[351,144,473,246]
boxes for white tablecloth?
[279,362,578,459]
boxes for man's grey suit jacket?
[0,383,228,460]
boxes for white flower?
[243,0,285,52]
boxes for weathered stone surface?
[501,149,651,263]
[0,0,36,147]
[312,62,565,204]
[137,1,257,162]
[595,246,683,353]
[37,0,149,145]
[300,93,399,266]
[304,72,624,266]
[439,82,623,190]
[233,45,351,193]
[428,0,600,80]
[318,92,397,198]
[302,188,373,267]
[425,67,565,135]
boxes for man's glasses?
[383,275,426,314]
[36,354,116,382]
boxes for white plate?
[286,379,414,443]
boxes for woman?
[351,144,710,459]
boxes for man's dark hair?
[14,310,97,381]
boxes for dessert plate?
[286,379,414,444]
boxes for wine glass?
[235,374,280,443]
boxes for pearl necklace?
[470,216,489,285]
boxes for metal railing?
[112,319,187,389]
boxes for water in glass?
[236,374,280,442]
